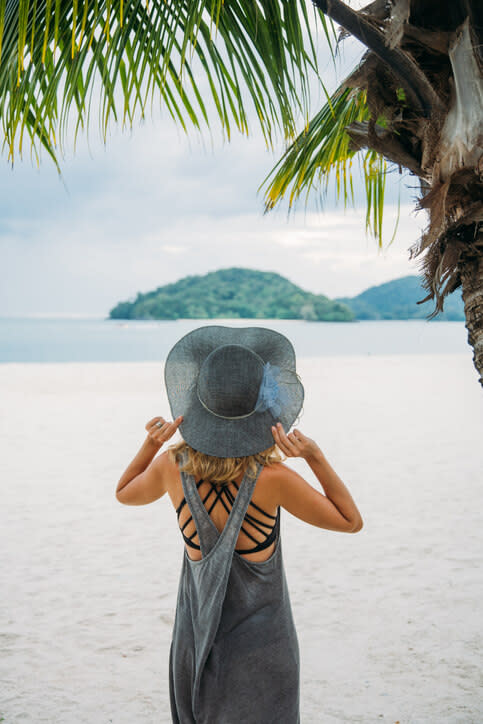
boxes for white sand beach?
[1,354,482,723]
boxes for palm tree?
[263,0,483,386]
[0,1,482,385]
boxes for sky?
[0,21,428,318]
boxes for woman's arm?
[115,415,182,505]
[272,423,363,533]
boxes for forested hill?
[109,268,465,322]
[109,268,354,321]
[335,275,464,321]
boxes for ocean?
[0,316,470,362]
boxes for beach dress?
[168,460,300,723]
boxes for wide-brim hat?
[164,325,304,457]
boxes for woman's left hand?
[145,415,183,447]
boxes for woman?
[116,326,363,723]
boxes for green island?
[109,268,465,322]
[110,268,352,321]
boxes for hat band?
[197,394,259,420]
[196,362,299,421]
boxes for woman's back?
[160,446,363,564]
[165,455,282,563]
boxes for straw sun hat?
[164,325,304,458]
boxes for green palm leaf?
[0,0,323,167]
[261,85,394,247]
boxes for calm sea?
[0,317,470,362]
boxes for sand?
[1,354,482,724]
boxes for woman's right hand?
[271,422,321,461]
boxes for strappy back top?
[176,478,280,554]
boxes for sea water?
[0,317,470,363]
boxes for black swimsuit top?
[176,478,280,554]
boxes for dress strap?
[177,456,265,718]
[178,451,220,558]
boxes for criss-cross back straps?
[179,470,219,558]
[178,452,263,559]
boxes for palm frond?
[261,85,395,247]
[0,0,324,166]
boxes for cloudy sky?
[0,26,427,318]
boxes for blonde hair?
[169,440,284,485]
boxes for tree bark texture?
[459,230,483,387]
[312,0,444,117]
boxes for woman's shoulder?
[257,460,298,502]
[261,460,297,482]
[153,448,180,484]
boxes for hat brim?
[164,325,304,457]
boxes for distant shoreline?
[0,315,465,323]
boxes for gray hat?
[164,325,304,457]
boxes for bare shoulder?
[256,461,299,504]
[155,449,181,485]
[261,461,304,484]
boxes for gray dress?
[168,461,300,723]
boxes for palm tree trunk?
[459,230,483,387]
[313,1,483,384]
